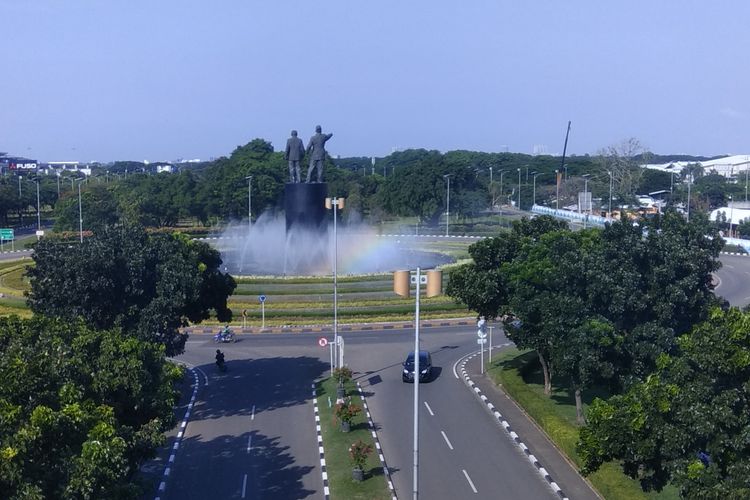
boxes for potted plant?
[333,400,361,432]
[333,366,353,403]
[349,439,373,481]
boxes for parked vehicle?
[402,350,432,382]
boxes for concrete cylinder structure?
[426,269,442,297]
[393,270,410,297]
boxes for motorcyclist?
[215,349,225,370]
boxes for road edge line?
[357,381,398,500]
[312,383,331,500]
[154,368,200,500]
[457,350,570,500]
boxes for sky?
[2,1,749,162]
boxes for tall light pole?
[34,178,41,236]
[499,170,507,208]
[56,172,60,196]
[77,179,84,243]
[582,174,591,213]
[326,197,345,368]
[532,172,542,206]
[412,267,423,500]
[729,194,734,238]
[488,167,494,208]
[687,172,693,222]
[517,168,521,209]
[443,174,451,236]
[555,169,560,209]
[245,175,253,232]
[18,174,22,197]
[608,170,613,219]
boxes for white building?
[642,155,750,179]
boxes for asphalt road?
[163,326,557,499]
[714,254,750,307]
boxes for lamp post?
[687,172,693,222]
[582,174,591,214]
[245,175,253,232]
[729,194,734,239]
[77,179,84,243]
[56,173,60,196]
[499,170,507,208]
[532,172,542,206]
[18,175,22,197]
[34,178,41,237]
[555,169,560,210]
[326,197,345,369]
[443,174,452,236]
[517,168,521,209]
[608,170,613,219]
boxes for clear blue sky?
[2,1,748,162]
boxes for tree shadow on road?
[160,430,316,499]
[189,356,329,421]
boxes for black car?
[402,350,432,382]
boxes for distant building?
[0,156,38,174]
[642,155,750,178]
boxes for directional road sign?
[0,229,14,240]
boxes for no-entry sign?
[318,337,328,348]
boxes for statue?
[284,130,305,183]
[306,125,333,183]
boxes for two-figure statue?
[284,125,333,184]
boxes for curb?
[312,383,331,500]
[154,368,200,500]
[183,319,474,335]
[720,251,749,256]
[357,382,397,500]
[459,351,568,500]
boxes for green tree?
[0,315,181,499]
[26,224,236,355]
[578,307,750,497]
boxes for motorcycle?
[214,329,235,343]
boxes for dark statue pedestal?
[284,182,328,233]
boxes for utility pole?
[443,175,452,236]
[555,169,560,210]
[517,168,521,209]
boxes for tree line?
[3,138,745,233]
[446,213,750,496]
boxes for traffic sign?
[477,338,487,344]
[477,330,487,339]
[258,294,266,303]
[318,337,328,347]
[410,275,428,284]
[0,229,14,240]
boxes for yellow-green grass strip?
[487,349,679,500]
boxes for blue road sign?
[259,294,266,303]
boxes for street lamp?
[517,168,521,209]
[34,178,41,237]
[729,194,734,238]
[532,172,543,206]
[77,179,85,243]
[245,175,253,232]
[499,170,507,209]
[555,169,560,210]
[582,174,591,214]
[326,197,345,369]
[608,170,613,219]
[687,172,693,222]
[443,174,452,236]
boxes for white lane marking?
[241,473,247,498]
[195,367,209,386]
[424,401,435,416]
[247,435,252,453]
[251,405,255,420]
[441,431,454,450]
[714,275,723,290]
[462,469,478,493]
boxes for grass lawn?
[316,378,391,500]
[487,348,679,500]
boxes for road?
[162,326,560,499]
[714,254,750,308]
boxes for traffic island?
[315,376,392,499]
